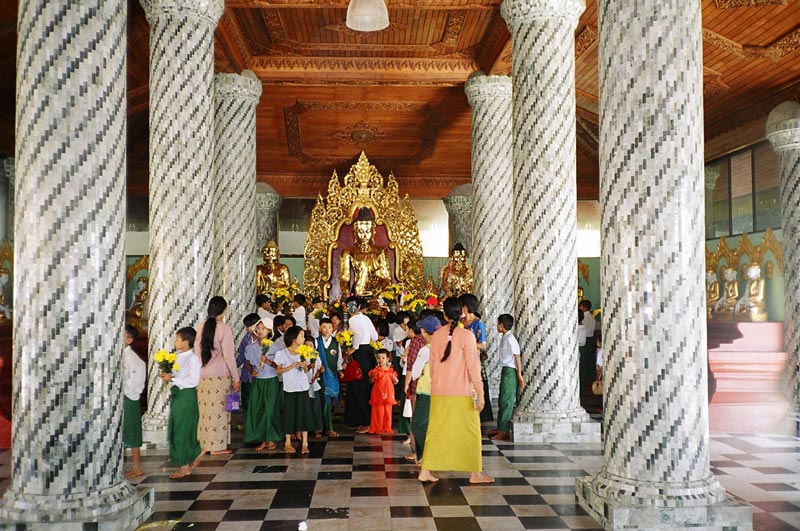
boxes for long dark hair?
[441,297,462,363]
[201,296,228,366]
[283,325,304,349]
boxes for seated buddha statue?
[340,207,392,297]
[256,240,290,295]
[126,277,149,331]
[734,263,767,322]
[706,269,720,318]
[439,243,473,299]
[713,267,738,318]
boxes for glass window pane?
[753,142,781,231]
[706,161,730,239]
[730,150,753,235]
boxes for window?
[705,141,781,239]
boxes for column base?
[141,412,168,448]
[511,409,600,443]
[0,483,153,530]
[576,476,752,531]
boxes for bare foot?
[169,466,192,479]
[284,444,295,453]
[355,426,370,434]
[327,431,339,438]
[301,445,310,454]
[124,469,143,479]
[256,442,270,452]
[469,472,495,484]
[210,449,232,456]
[403,454,418,463]
[490,431,509,441]
[418,469,439,483]
[486,428,500,437]
[401,438,411,446]
[314,431,322,439]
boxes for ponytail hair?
[201,296,228,367]
[441,297,462,363]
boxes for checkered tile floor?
[2,424,800,530]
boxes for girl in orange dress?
[368,349,399,434]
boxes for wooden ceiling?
[0,0,799,199]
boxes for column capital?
[443,193,472,213]
[465,73,512,106]
[500,0,585,30]
[140,0,224,26]
[214,70,263,105]
[767,101,800,152]
[256,190,282,211]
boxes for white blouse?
[275,348,310,393]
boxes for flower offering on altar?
[312,307,326,320]
[378,283,404,302]
[272,287,291,303]
[154,349,178,374]
[336,330,354,348]
[403,297,425,316]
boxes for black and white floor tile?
[1,424,800,530]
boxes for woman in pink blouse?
[194,296,241,456]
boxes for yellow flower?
[296,345,314,357]
[154,349,166,363]
[167,352,177,362]
[172,363,179,372]
[260,337,272,347]
[370,341,382,351]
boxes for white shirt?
[308,311,321,339]
[293,306,307,330]
[257,307,274,331]
[321,336,345,371]
[596,348,604,367]
[275,348,310,392]
[123,346,146,401]
[411,345,430,380]
[583,311,596,338]
[499,331,521,369]
[172,349,202,389]
[308,356,323,392]
[577,324,587,347]
[349,313,378,349]
[380,337,394,353]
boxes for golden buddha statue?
[126,277,149,331]
[706,269,720,319]
[734,263,768,322]
[340,207,392,297]
[713,267,738,319]
[439,243,473,299]
[256,240,290,295]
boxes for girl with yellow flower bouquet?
[159,327,202,480]
[275,326,316,454]
[244,319,283,451]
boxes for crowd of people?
[121,291,529,483]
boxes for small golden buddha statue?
[256,240,291,295]
[734,263,768,322]
[439,243,474,299]
[127,277,149,331]
[0,267,10,323]
[578,286,585,308]
[706,269,720,319]
[713,267,738,319]
[340,207,392,297]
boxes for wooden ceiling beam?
[216,10,251,71]
[226,0,500,9]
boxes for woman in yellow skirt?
[418,297,494,484]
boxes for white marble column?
[213,71,262,341]
[465,74,514,401]
[0,0,153,527]
[576,1,751,529]
[767,102,800,420]
[140,0,223,445]
[501,0,597,443]
[256,182,282,249]
[443,188,473,252]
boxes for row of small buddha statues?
[706,263,768,322]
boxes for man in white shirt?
[292,294,307,330]
[307,296,324,339]
[123,325,146,478]
[256,294,275,332]
[344,299,378,433]
[488,314,524,441]
[349,301,378,349]
[579,299,597,395]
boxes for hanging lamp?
[346,0,389,32]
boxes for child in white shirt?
[122,325,146,479]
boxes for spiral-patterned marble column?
[213,71,262,341]
[140,0,224,445]
[576,1,750,528]
[465,74,514,401]
[501,0,597,443]
[0,0,152,526]
[256,183,282,249]
[767,102,800,420]
[443,190,473,252]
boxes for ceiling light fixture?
[346,0,389,32]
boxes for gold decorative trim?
[577,259,590,284]
[703,66,729,98]
[127,255,150,283]
[714,0,786,9]
[705,229,784,276]
[703,26,800,62]
[303,152,424,298]
[575,26,597,59]
[0,239,11,270]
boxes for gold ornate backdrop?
[303,153,424,299]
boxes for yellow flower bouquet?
[273,287,291,303]
[154,349,178,374]
[296,344,319,365]
[403,298,425,315]
[335,330,354,348]
[369,341,383,351]
[260,337,273,355]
